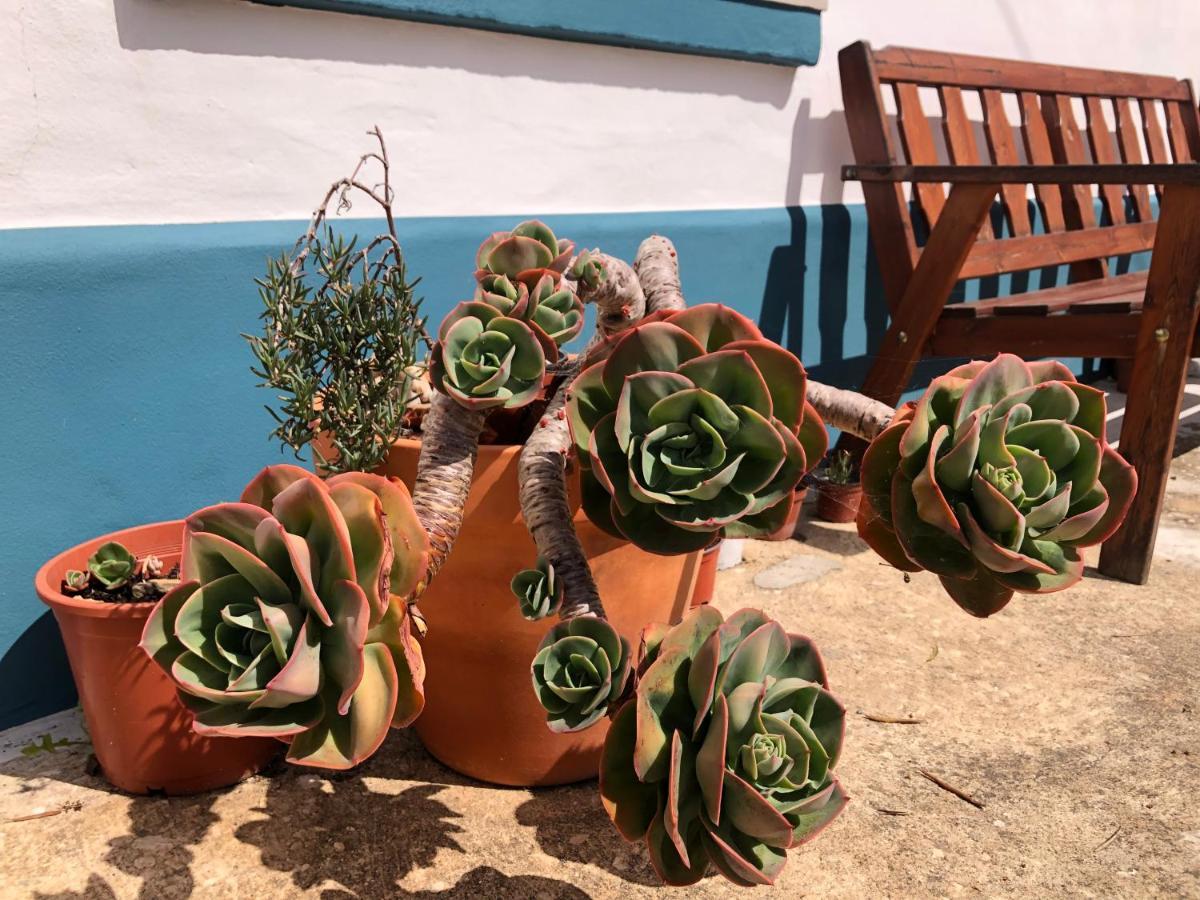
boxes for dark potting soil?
[64,564,181,604]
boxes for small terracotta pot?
[690,542,722,607]
[375,438,701,787]
[35,521,281,795]
[760,488,808,541]
[815,482,863,523]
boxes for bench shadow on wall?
[759,100,1127,397]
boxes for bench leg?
[836,183,999,455]
[1098,184,1200,584]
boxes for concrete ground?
[3,431,1199,899]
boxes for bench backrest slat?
[981,88,1032,237]
[840,41,1200,309]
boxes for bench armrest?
[843,163,1200,185]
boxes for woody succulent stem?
[574,252,647,339]
[518,357,606,620]
[411,393,486,596]
[804,380,895,442]
[634,235,687,314]
[517,234,695,621]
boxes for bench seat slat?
[940,270,1148,319]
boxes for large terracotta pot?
[378,438,700,787]
[35,521,281,794]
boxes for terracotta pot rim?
[389,434,526,463]
[814,479,862,492]
[35,520,185,620]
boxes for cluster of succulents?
[599,607,846,886]
[566,303,827,554]
[531,616,630,733]
[108,209,1143,890]
[63,542,179,601]
[140,464,429,769]
[431,221,585,412]
[857,354,1137,617]
[510,557,564,620]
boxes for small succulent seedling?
[823,449,855,486]
[570,249,606,289]
[87,542,137,590]
[62,570,90,595]
[531,617,630,733]
[510,557,563,621]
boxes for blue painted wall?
[0,202,1134,728]
[251,0,823,67]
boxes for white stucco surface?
[3,0,1199,227]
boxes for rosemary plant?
[244,128,429,474]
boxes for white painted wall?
[3,0,1199,228]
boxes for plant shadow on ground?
[514,783,660,887]
[793,518,870,558]
[234,728,592,899]
[25,752,259,900]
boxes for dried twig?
[917,769,985,809]
[1095,824,1122,850]
[861,712,924,725]
[6,801,82,824]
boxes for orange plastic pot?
[690,542,721,607]
[761,487,808,541]
[35,521,280,794]
[815,482,863,523]
[377,438,701,787]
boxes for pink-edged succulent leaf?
[430,303,548,410]
[602,607,845,887]
[531,616,631,733]
[140,465,426,771]
[860,353,1136,616]
[565,303,825,554]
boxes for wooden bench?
[838,41,1200,585]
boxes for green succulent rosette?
[430,301,549,411]
[475,271,585,350]
[857,354,1138,617]
[475,219,574,282]
[600,607,847,887]
[89,541,137,589]
[140,464,429,770]
[510,557,563,621]
[569,249,605,290]
[566,303,828,554]
[531,617,631,733]
[476,272,525,314]
[520,272,585,346]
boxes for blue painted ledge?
[247,0,823,67]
